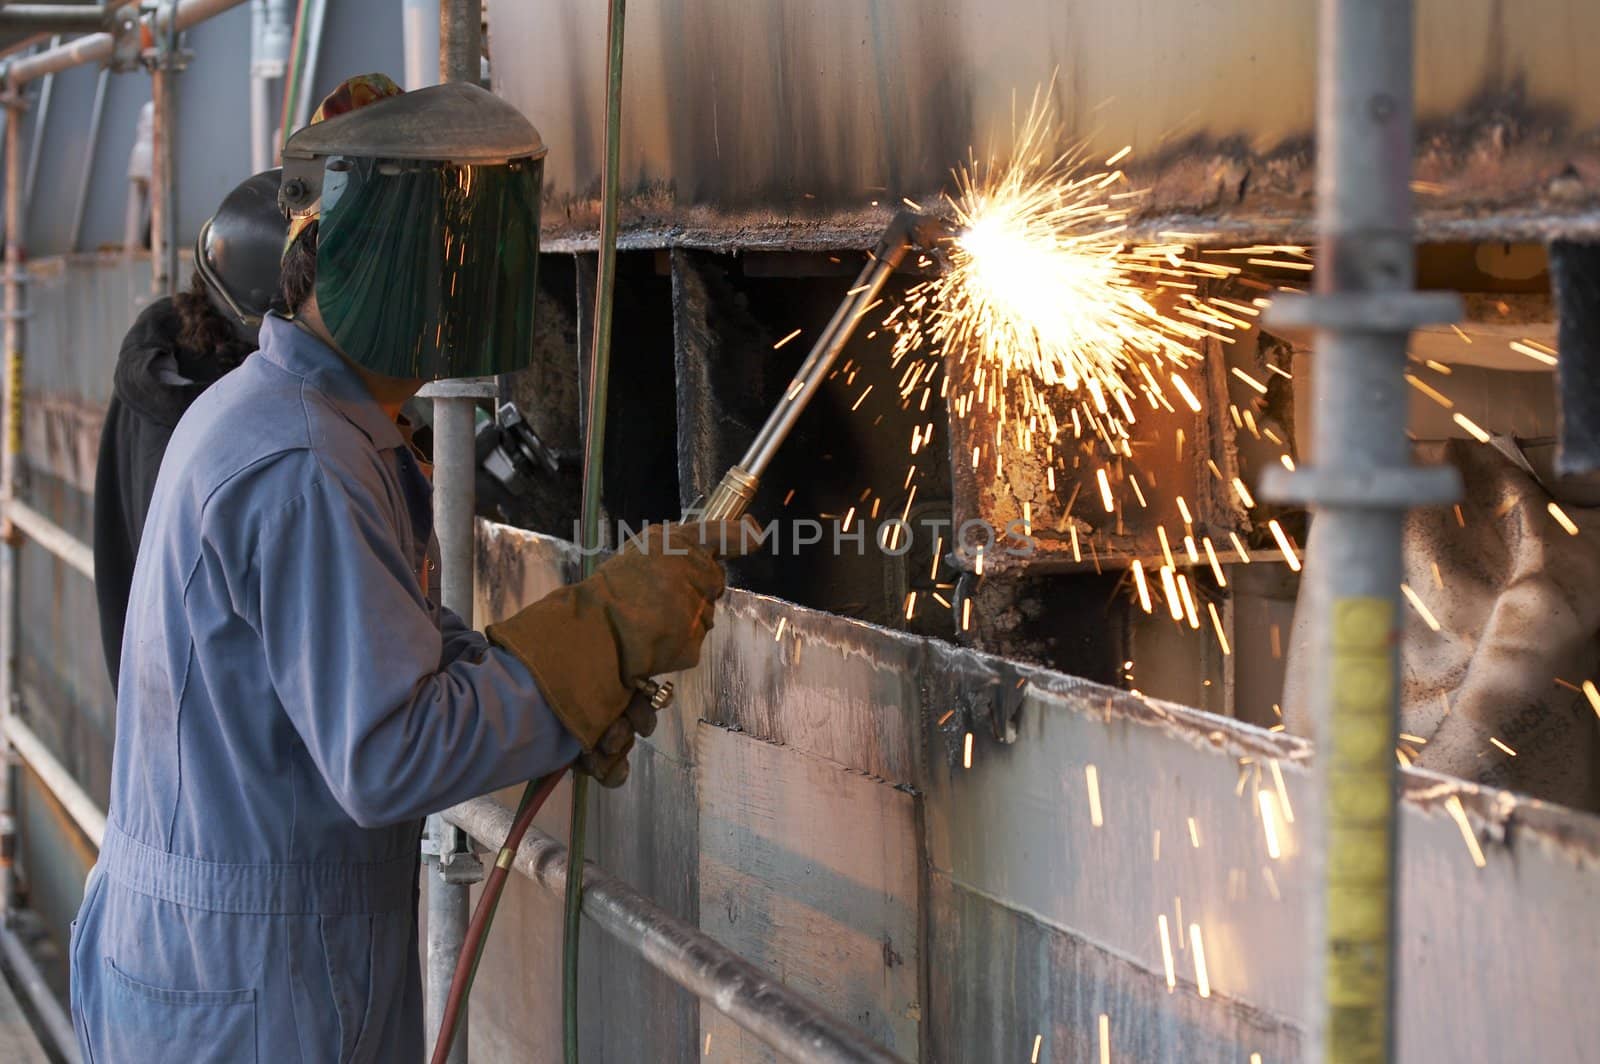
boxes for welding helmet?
[279,79,546,379]
[193,168,288,345]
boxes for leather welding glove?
[486,519,755,787]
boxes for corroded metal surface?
[489,0,1600,244]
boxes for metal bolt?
[1369,93,1396,123]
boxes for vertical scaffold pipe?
[421,6,489,1064]
[1262,1,1461,1060]
[0,79,25,919]
[148,14,179,298]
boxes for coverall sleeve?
[438,605,489,668]
[254,469,581,828]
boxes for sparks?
[1405,372,1454,409]
[1176,574,1201,630]
[963,731,974,769]
[1400,583,1442,632]
[1202,538,1227,586]
[1232,477,1256,509]
[885,84,1242,543]
[1549,501,1580,536]
[1267,520,1301,571]
[1189,924,1211,998]
[1097,468,1115,512]
[1231,367,1269,394]
[1207,601,1231,655]
[1257,790,1282,860]
[1159,565,1183,622]
[1445,794,1487,869]
[1086,764,1105,827]
[1157,914,1176,990]
[773,327,803,349]
[1452,412,1492,444]
[1131,559,1153,613]
[1509,339,1557,366]
[1585,680,1600,719]
[1269,759,1295,823]
[1170,374,1203,412]
[1098,1013,1111,1064]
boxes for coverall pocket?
[102,956,257,1063]
[318,914,376,1063]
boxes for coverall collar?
[256,313,406,451]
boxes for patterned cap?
[285,73,405,248]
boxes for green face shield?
[313,155,544,379]
[279,81,549,380]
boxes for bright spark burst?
[879,83,1312,651]
[889,97,1216,418]
[884,85,1259,510]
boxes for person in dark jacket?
[93,169,287,687]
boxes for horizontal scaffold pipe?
[4,0,248,85]
[442,796,911,1064]
[4,715,106,848]
[7,500,94,579]
[0,6,112,33]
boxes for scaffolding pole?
[0,71,24,924]
[148,5,181,298]
[1262,0,1461,1060]
[421,4,487,1062]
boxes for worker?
[70,74,737,1062]
[93,167,287,690]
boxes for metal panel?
[697,722,922,1063]
[309,0,407,107]
[488,0,1600,245]
[928,873,1301,1063]
[679,591,925,787]
[464,523,1600,1063]
[19,59,104,254]
[74,72,151,253]
[580,741,703,1063]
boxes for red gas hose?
[428,766,567,1064]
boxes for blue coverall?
[71,314,580,1062]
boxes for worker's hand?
[485,519,755,787]
[593,521,733,682]
[573,685,663,788]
